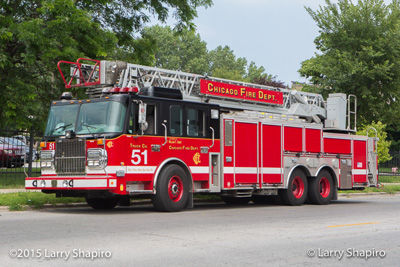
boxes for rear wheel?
[308,170,334,205]
[85,197,120,210]
[152,165,189,212]
[279,169,308,206]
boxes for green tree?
[299,0,400,126]
[357,121,391,163]
[143,25,209,74]
[209,45,247,80]
[252,76,287,88]
[245,62,269,83]
[0,0,212,131]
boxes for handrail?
[209,127,214,148]
[162,123,167,146]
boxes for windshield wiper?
[81,124,97,130]
[81,123,98,139]
[53,123,73,132]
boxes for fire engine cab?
[26,58,379,211]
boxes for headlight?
[4,149,12,154]
[87,148,107,169]
[41,161,53,168]
[40,150,54,169]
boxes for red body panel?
[234,122,258,184]
[305,128,321,153]
[284,126,303,152]
[353,140,368,183]
[261,124,282,184]
[324,138,351,154]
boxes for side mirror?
[138,103,148,131]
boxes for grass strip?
[338,184,400,194]
[0,192,84,211]
[378,175,400,183]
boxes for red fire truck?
[26,58,378,211]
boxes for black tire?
[85,197,120,210]
[221,196,251,205]
[308,170,334,205]
[279,169,308,206]
[152,165,189,212]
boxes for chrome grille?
[55,138,86,175]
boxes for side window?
[187,108,205,137]
[129,103,139,134]
[144,105,156,135]
[129,102,157,135]
[170,105,183,136]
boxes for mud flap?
[332,184,338,200]
[185,192,194,209]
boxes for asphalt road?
[0,194,399,267]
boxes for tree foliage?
[357,121,391,163]
[0,0,212,131]
[299,0,400,126]
[142,25,209,74]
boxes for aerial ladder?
[58,58,356,132]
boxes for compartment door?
[261,124,282,184]
[353,140,368,184]
[234,121,258,185]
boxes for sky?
[191,0,327,87]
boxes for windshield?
[44,101,126,137]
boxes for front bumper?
[25,176,118,191]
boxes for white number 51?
[131,150,148,165]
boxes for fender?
[315,165,337,181]
[285,164,310,188]
[152,157,193,194]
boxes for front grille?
[55,138,86,175]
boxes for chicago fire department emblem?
[107,141,114,148]
[193,152,201,165]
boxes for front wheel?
[85,197,120,210]
[152,165,189,212]
[279,169,308,206]
[308,170,334,205]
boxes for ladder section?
[347,94,357,132]
[59,59,328,122]
[102,61,327,121]
[367,128,378,187]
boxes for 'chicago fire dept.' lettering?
[201,79,283,105]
